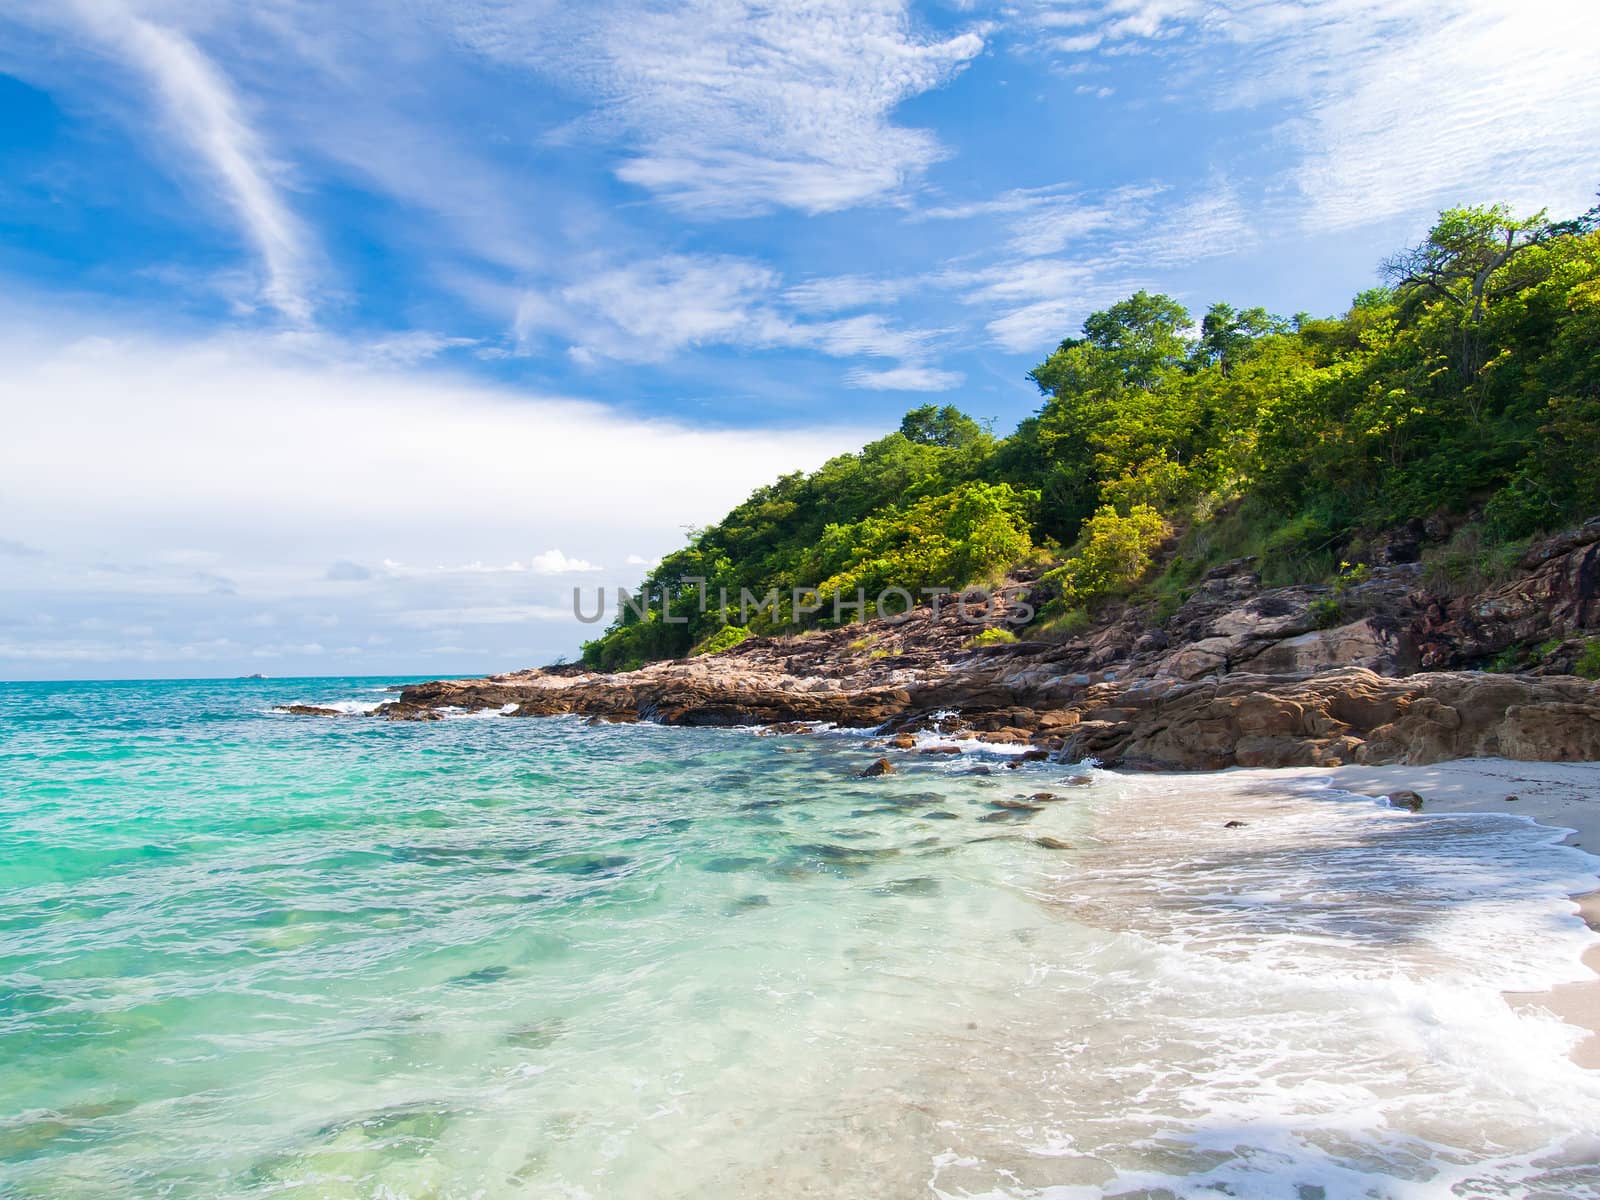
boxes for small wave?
[270,697,388,715]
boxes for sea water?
[2,677,1599,1198]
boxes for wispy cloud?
[783,275,908,314]
[844,365,964,392]
[68,0,316,323]
[921,182,1162,256]
[524,255,780,363]
[515,252,956,384]
[928,173,1255,353]
[452,0,985,216]
[1021,0,1600,230]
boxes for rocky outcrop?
[1056,667,1600,769]
[1413,517,1600,670]
[363,518,1600,769]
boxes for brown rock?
[759,721,813,735]
[378,702,444,722]
[859,757,895,777]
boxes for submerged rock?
[1386,790,1426,812]
[759,721,812,735]
[377,702,444,722]
[859,757,895,777]
[978,806,1040,823]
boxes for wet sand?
[1279,759,1600,1069]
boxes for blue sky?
[1,0,1596,680]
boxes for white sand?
[1265,758,1600,1068]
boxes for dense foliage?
[583,203,1600,671]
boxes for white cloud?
[984,299,1088,354]
[65,0,316,323]
[525,255,780,362]
[783,275,907,313]
[922,182,1161,256]
[805,314,941,361]
[843,365,964,392]
[451,0,985,215]
[0,328,865,545]
[0,322,871,675]
[1269,0,1600,231]
[516,252,955,377]
[529,549,601,575]
[933,175,1253,353]
[1022,0,1600,231]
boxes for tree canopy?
[582,203,1600,671]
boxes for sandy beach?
[1275,758,1600,1069]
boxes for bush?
[1420,525,1530,596]
[1577,639,1600,680]
[1307,596,1343,629]
[690,625,752,657]
[1029,606,1091,642]
[1484,470,1561,540]
[966,627,1019,648]
[1044,504,1170,608]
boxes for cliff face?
[376,520,1600,769]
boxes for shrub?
[1044,504,1170,608]
[690,625,752,657]
[966,627,1019,648]
[1307,596,1344,629]
[1577,639,1600,680]
[1029,606,1091,642]
[1332,561,1371,594]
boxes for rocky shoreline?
[295,518,1600,770]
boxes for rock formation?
[340,519,1600,768]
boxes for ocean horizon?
[4,676,1599,1198]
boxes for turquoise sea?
[4,676,1600,1198]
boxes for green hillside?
[583,203,1600,672]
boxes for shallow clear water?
[2,677,1599,1199]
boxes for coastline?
[1255,757,1600,1069]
